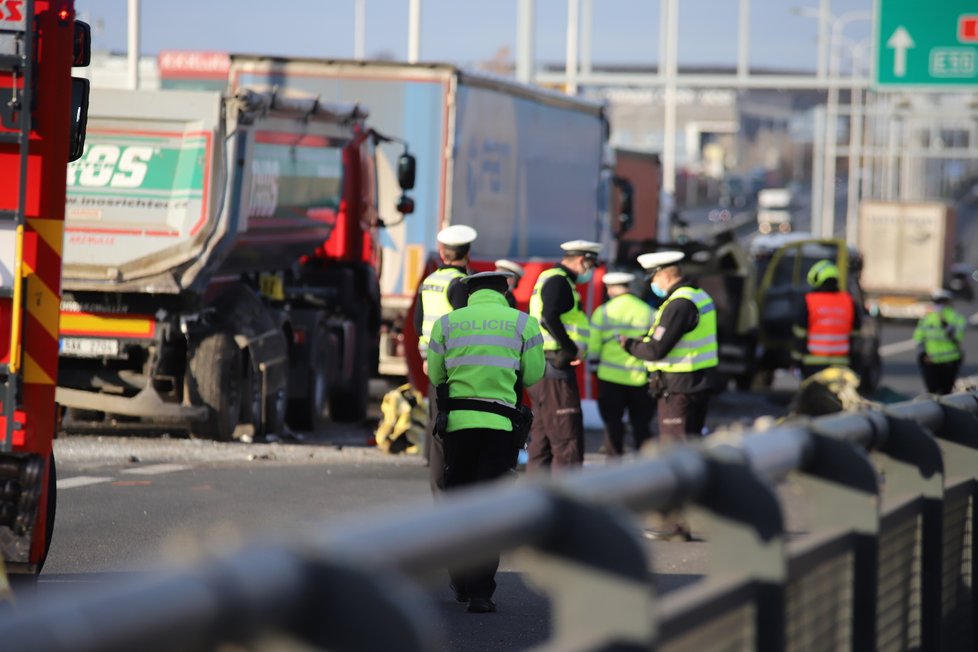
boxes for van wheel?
[188,332,241,441]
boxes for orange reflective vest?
[803,292,854,366]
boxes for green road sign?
[874,0,978,89]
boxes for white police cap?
[494,259,526,278]
[437,224,478,246]
[932,288,953,302]
[602,272,635,286]
[560,240,602,257]
[637,251,685,272]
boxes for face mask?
[577,268,594,284]
[650,281,667,298]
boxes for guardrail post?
[933,396,978,650]
[686,447,786,652]
[793,428,880,651]
[876,410,946,652]
[521,491,654,652]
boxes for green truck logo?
[67,145,155,188]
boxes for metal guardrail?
[1,391,977,651]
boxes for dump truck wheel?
[189,332,242,441]
[329,318,369,422]
[288,324,331,433]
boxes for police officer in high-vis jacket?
[587,272,655,456]
[416,224,478,492]
[427,271,545,613]
[527,240,599,471]
[622,251,718,444]
[914,289,966,394]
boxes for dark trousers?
[527,365,584,471]
[427,384,446,494]
[921,361,960,395]
[597,380,655,455]
[657,391,710,446]
[443,427,518,599]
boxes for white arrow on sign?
[887,26,915,77]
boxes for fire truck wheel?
[189,332,242,442]
[43,455,56,565]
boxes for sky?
[76,0,875,72]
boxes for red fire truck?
[0,0,88,574]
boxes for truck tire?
[41,454,56,571]
[329,318,369,423]
[287,324,331,433]
[188,332,242,441]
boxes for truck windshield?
[248,135,345,223]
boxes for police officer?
[587,272,655,456]
[527,240,599,471]
[494,259,526,308]
[622,251,718,444]
[416,224,478,492]
[914,289,966,394]
[427,271,545,613]
[792,259,861,379]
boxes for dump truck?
[222,58,619,385]
[56,87,414,438]
[858,200,956,319]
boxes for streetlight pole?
[354,0,366,59]
[565,0,579,95]
[820,10,871,240]
[845,40,868,248]
[660,0,679,243]
[516,0,535,83]
[127,0,140,90]
[407,0,421,63]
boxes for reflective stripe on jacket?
[528,267,590,355]
[588,293,654,386]
[418,266,466,356]
[426,289,546,432]
[797,291,854,367]
[646,286,718,373]
[914,307,966,364]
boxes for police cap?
[437,224,478,247]
[560,240,601,259]
[461,271,511,294]
[602,272,635,286]
[637,251,684,274]
[494,259,526,278]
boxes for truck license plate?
[60,337,119,358]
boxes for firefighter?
[426,271,545,613]
[494,259,525,308]
[914,289,966,394]
[587,272,655,456]
[416,224,478,492]
[526,240,600,471]
[792,259,861,379]
[621,251,718,444]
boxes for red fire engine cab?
[0,0,88,575]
